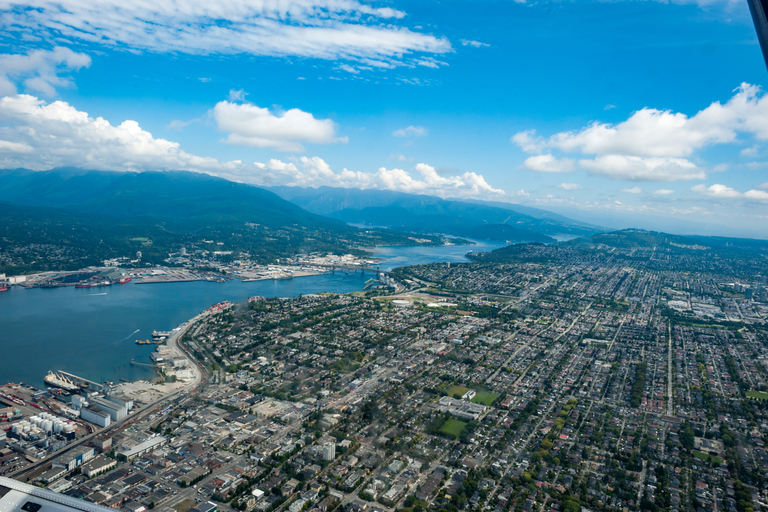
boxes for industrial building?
[80,407,111,428]
[93,435,112,452]
[116,434,168,461]
[52,446,94,471]
[81,454,117,477]
[90,397,127,421]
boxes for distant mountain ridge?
[268,185,604,242]
[0,168,448,272]
[0,168,341,230]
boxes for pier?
[57,371,104,392]
[129,359,155,368]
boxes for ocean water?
[0,240,505,388]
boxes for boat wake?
[89,292,108,296]
[120,328,140,342]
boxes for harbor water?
[0,240,505,388]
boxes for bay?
[0,240,505,388]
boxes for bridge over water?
[297,262,392,276]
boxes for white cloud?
[0,94,502,199]
[621,186,643,194]
[741,145,758,157]
[228,89,248,101]
[511,130,543,153]
[745,189,768,200]
[0,46,90,96]
[654,189,674,195]
[0,139,33,153]
[212,100,346,152]
[1,0,451,69]
[376,163,504,197]
[0,94,227,172]
[580,155,704,181]
[558,182,582,190]
[512,83,768,181]
[338,64,359,74]
[393,125,427,137]
[691,183,768,201]
[522,154,575,173]
[460,39,489,48]
[166,119,196,130]
[415,58,441,69]
[692,183,743,198]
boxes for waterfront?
[0,240,505,388]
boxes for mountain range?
[268,185,604,243]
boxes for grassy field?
[693,451,723,465]
[471,391,498,406]
[440,419,467,437]
[447,385,470,397]
[746,390,768,400]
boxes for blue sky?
[0,0,767,237]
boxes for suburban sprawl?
[3,236,768,512]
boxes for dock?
[56,371,104,392]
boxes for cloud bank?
[0,94,500,199]
[513,83,768,182]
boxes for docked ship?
[119,276,132,284]
[135,339,162,344]
[44,371,81,392]
[0,285,7,292]
[75,280,112,288]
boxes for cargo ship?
[44,371,81,392]
[75,280,112,288]
[119,276,132,284]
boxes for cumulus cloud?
[512,83,768,181]
[511,130,543,153]
[744,190,768,200]
[375,162,503,196]
[522,154,575,173]
[621,186,643,194]
[393,125,427,137]
[580,155,705,181]
[692,183,742,198]
[212,100,346,152]
[0,94,502,199]
[1,0,451,69]
[654,189,674,195]
[0,46,90,96]
[558,183,582,190]
[692,183,768,201]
